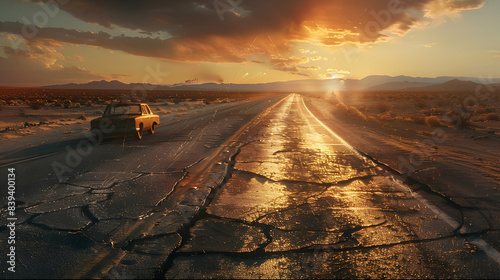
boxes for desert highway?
[1,94,499,278]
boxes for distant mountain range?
[43,75,500,92]
[43,80,156,90]
[366,81,433,91]
[402,79,485,92]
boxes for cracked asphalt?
[0,96,285,278]
[165,94,500,279]
[2,93,500,279]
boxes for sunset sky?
[0,0,499,87]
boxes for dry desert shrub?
[346,105,367,121]
[412,116,426,125]
[332,103,365,120]
[446,109,472,129]
[485,106,496,113]
[0,99,7,110]
[62,99,72,108]
[29,100,44,110]
[374,102,392,113]
[357,105,368,112]
[378,114,394,121]
[415,100,427,109]
[155,107,170,115]
[475,115,487,122]
[425,116,442,127]
[435,98,447,107]
[484,112,500,121]
[433,107,446,115]
[421,107,446,116]
[474,107,487,115]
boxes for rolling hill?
[43,76,500,92]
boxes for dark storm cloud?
[30,0,483,41]
[1,0,485,65]
[0,21,246,62]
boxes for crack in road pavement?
[352,147,470,233]
[234,168,377,187]
[154,157,207,207]
[171,216,498,260]
[3,156,208,244]
[199,212,390,254]
[161,143,409,276]
[159,142,250,276]
[73,139,261,278]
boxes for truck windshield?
[104,104,142,115]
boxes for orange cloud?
[423,0,484,18]
[310,56,327,61]
[0,52,106,86]
[0,0,485,78]
[269,56,311,75]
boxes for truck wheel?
[136,124,143,140]
[149,123,155,135]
